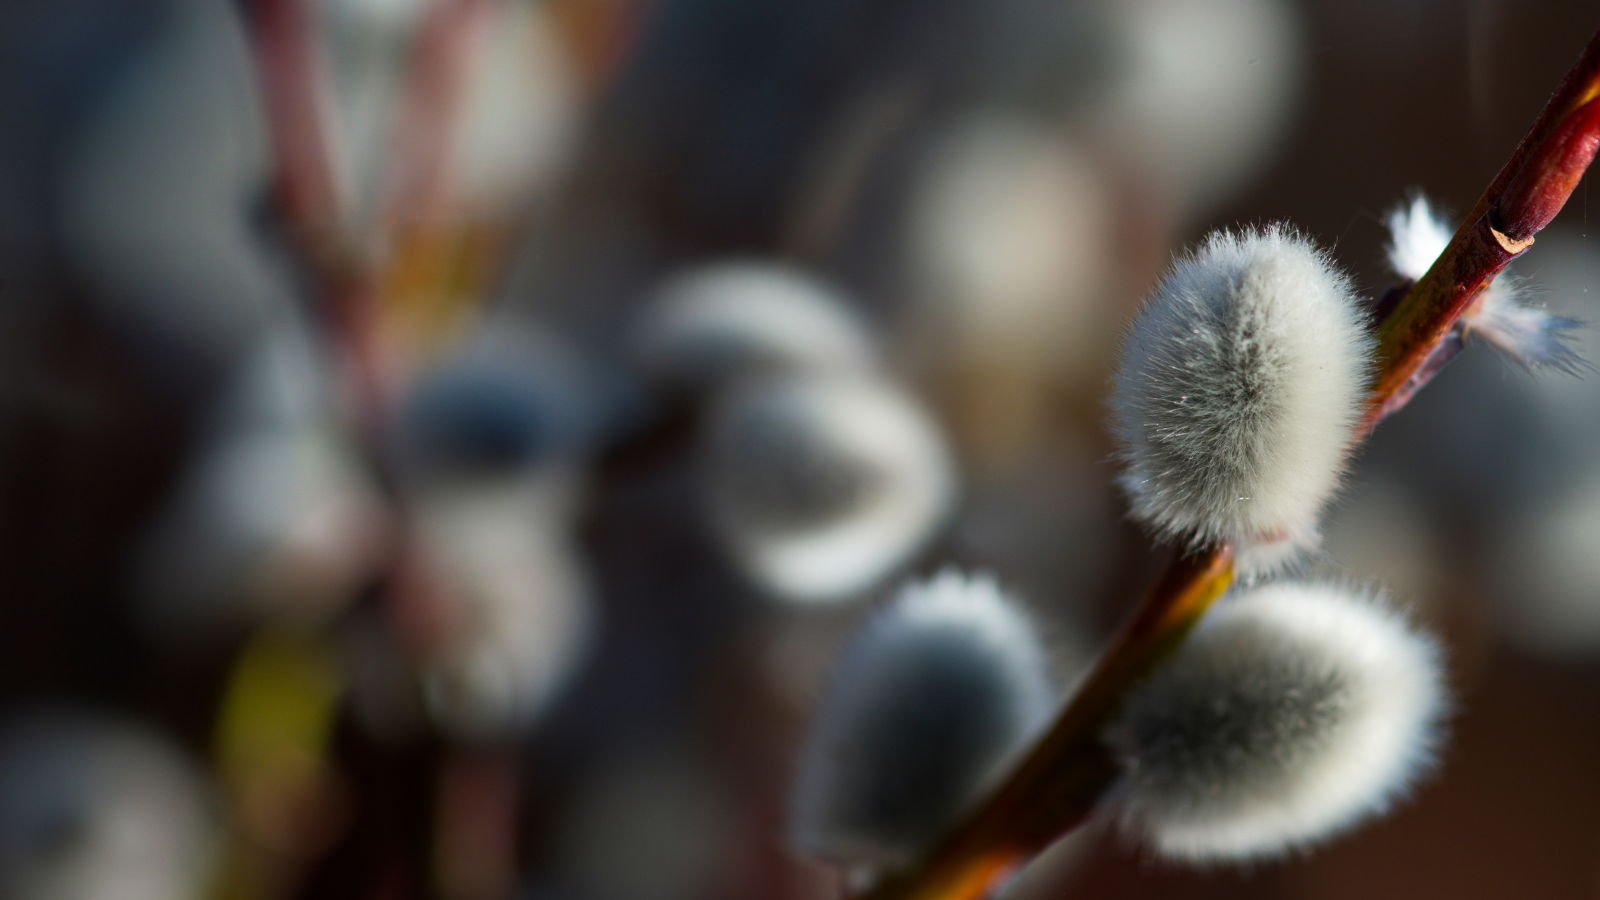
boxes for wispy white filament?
[1111,225,1373,570]
[1386,194,1582,373]
[790,571,1053,873]
[705,374,955,603]
[1384,195,1454,284]
[1107,581,1446,862]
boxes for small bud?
[1111,225,1373,571]
[1386,194,1583,374]
[705,374,956,603]
[633,261,877,391]
[790,571,1054,876]
[1495,97,1600,243]
[1105,581,1447,863]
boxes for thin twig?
[1368,32,1600,427]
[855,26,1600,900]
[246,0,348,271]
[243,5,528,899]
[381,0,496,228]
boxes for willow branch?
[380,0,494,228]
[246,0,347,270]
[855,547,1234,900]
[1368,32,1600,427]
[855,26,1600,900]
[248,0,501,450]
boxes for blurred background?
[3,0,1600,897]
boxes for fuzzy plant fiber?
[1112,224,1373,570]
[1106,581,1446,862]
[705,373,955,604]
[1386,194,1582,374]
[790,571,1053,873]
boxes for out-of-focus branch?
[381,0,494,227]
[248,0,501,449]
[856,26,1600,900]
[376,0,509,366]
[246,0,347,271]
[242,6,529,900]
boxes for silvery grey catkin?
[633,261,878,391]
[705,374,956,604]
[789,220,1452,879]
[0,712,220,900]
[1105,581,1447,862]
[790,571,1054,877]
[1111,224,1374,573]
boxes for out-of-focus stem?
[248,0,499,458]
[245,7,530,900]
[855,26,1600,900]
[246,0,347,270]
[381,0,494,228]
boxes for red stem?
[1368,28,1600,429]
[855,25,1600,900]
[381,0,495,227]
[246,0,345,262]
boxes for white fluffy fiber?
[1383,195,1455,285]
[1386,194,1582,373]
[1112,225,1373,569]
[634,261,878,390]
[1106,581,1446,863]
[705,374,956,603]
[790,571,1054,873]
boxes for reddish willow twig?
[246,0,499,449]
[382,0,495,227]
[240,6,521,900]
[247,0,345,268]
[856,27,1600,900]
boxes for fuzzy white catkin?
[1094,0,1303,219]
[1106,581,1446,863]
[790,571,1054,874]
[0,712,220,900]
[1111,225,1373,571]
[705,374,955,603]
[633,261,878,391]
[1386,195,1582,373]
[61,0,287,364]
[414,465,594,740]
[133,318,384,645]
[902,113,1113,379]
